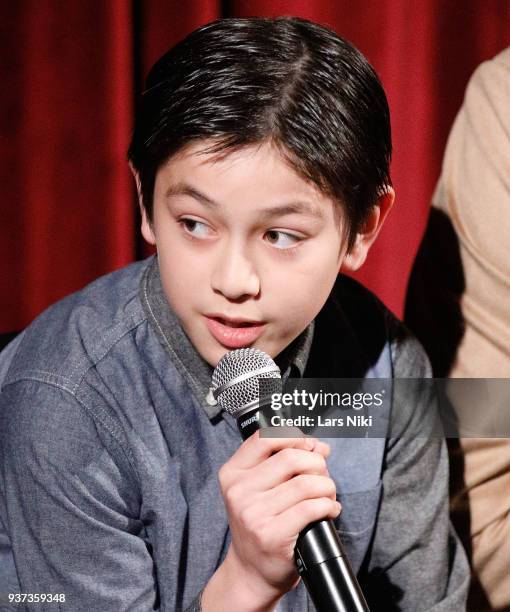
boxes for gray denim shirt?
[0,256,469,611]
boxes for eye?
[264,230,303,249]
[179,218,212,238]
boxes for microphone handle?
[295,519,369,612]
[237,408,370,612]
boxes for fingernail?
[304,437,315,450]
[335,501,342,514]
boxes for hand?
[202,429,341,611]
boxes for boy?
[0,17,468,611]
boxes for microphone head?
[212,348,282,417]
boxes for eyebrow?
[164,182,325,220]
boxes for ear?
[129,163,156,246]
[340,188,395,272]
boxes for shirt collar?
[140,256,314,420]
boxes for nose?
[210,240,260,301]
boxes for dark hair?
[128,16,392,249]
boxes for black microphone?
[212,347,370,612]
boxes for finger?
[260,474,338,516]
[309,438,331,458]
[233,428,320,469]
[262,431,330,459]
[246,447,328,491]
[273,498,342,541]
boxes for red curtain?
[1,1,509,333]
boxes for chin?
[207,346,230,368]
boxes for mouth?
[208,316,262,327]
[204,315,267,349]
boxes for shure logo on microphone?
[241,413,259,428]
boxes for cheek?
[157,226,209,265]
[266,246,340,298]
[301,242,343,295]
[265,260,339,332]
[157,242,210,298]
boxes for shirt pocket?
[334,480,382,574]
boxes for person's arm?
[200,431,340,612]
[359,333,470,611]
[0,379,157,611]
[1,379,338,612]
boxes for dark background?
[1,0,509,333]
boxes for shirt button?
[206,387,217,406]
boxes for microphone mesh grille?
[212,348,281,416]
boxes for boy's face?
[141,141,352,367]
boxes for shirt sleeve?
[359,331,470,611]
[0,378,158,611]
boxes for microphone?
[212,348,370,612]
